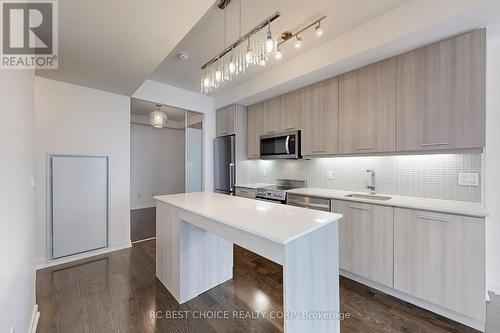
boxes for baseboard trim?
[28,304,40,333]
[131,237,156,244]
[35,241,132,270]
[340,270,486,332]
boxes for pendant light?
[265,21,274,53]
[294,35,302,49]
[149,104,168,128]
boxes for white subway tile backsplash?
[239,154,481,202]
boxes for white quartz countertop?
[286,188,487,218]
[234,183,275,189]
[154,192,342,244]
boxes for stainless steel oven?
[260,130,300,159]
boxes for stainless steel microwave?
[260,130,301,159]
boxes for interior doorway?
[129,98,204,242]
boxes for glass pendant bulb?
[229,54,236,74]
[149,104,168,128]
[203,77,210,88]
[294,35,302,49]
[265,29,274,53]
[245,37,253,64]
[215,69,222,81]
[275,47,282,60]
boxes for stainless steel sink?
[345,193,392,201]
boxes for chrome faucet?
[366,169,376,195]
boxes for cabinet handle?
[416,215,449,223]
[239,190,248,194]
[350,205,371,211]
[312,149,325,153]
[284,127,295,130]
[421,142,449,147]
[266,130,276,134]
[355,146,374,150]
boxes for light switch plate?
[459,173,479,186]
[326,170,334,180]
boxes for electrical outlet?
[458,173,479,186]
[326,170,334,180]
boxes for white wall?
[133,80,215,192]
[131,124,185,209]
[0,71,36,332]
[485,21,500,295]
[34,77,131,263]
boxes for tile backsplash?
[238,154,482,202]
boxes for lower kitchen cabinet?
[334,200,394,287]
[235,187,257,199]
[393,208,485,322]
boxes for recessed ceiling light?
[177,52,189,62]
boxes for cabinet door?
[247,102,263,159]
[339,58,396,154]
[301,77,339,156]
[280,89,302,131]
[262,96,281,134]
[397,29,485,151]
[394,208,485,321]
[334,200,393,287]
[216,105,236,137]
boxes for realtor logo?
[1,0,58,69]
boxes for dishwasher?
[286,193,331,212]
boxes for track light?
[315,21,323,37]
[294,36,302,49]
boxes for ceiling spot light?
[294,36,302,49]
[315,21,323,37]
[177,52,190,62]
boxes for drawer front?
[235,187,257,199]
[286,194,331,211]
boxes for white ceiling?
[131,98,186,122]
[149,0,409,94]
[35,0,213,95]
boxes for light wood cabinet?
[262,96,281,134]
[339,58,397,154]
[280,89,302,131]
[247,102,263,159]
[216,105,236,137]
[397,29,486,151]
[394,208,485,321]
[301,77,339,156]
[334,200,393,287]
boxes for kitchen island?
[154,192,343,333]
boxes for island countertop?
[154,192,342,244]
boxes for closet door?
[52,155,108,258]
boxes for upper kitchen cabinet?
[247,102,264,159]
[216,105,236,137]
[280,89,302,131]
[339,58,397,154]
[301,77,339,156]
[397,29,486,152]
[262,96,281,135]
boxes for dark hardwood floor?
[37,240,490,333]
[130,208,156,242]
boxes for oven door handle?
[285,136,290,154]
